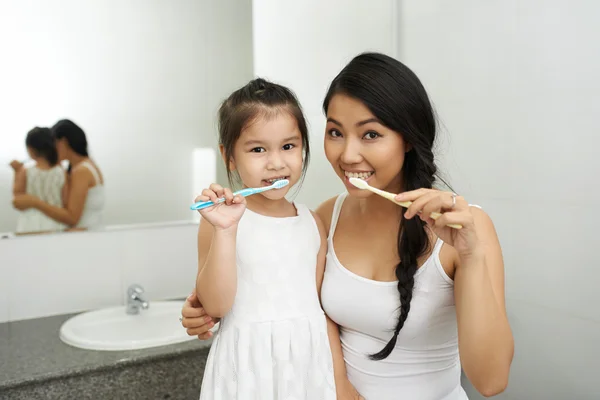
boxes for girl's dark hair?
[218,78,310,185]
[51,119,89,173]
[323,52,445,360]
[26,127,58,166]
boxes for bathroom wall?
[251,0,399,208]
[398,1,600,399]
[0,223,198,323]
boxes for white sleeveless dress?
[321,192,469,400]
[16,165,66,234]
[199,204,336,400]
[75,161,105,230]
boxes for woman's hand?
[9,160,23,172]
[195,183,246,230]
[395,189,481,259]
[336,379,365,400]
[12,194,39,210]
[180,292,219,339]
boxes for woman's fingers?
[197,331,213,340]
[186,321,215,336]
[181,305,206,319]
[404,191,438,219]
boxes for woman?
[181,53,513,399]
[12,119,105,231]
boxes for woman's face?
[324,94,409,196]
[55,138,68,161]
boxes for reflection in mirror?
[0,0,253,237]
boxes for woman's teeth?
[344,171,373,180]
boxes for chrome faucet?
[126,284,149,315]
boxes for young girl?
[10,127,67,234]
[193,78,336,399]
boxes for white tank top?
[75,161,105,230]
[16,165,66,233]
[321,192,468,400]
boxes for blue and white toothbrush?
[190,179,290,211]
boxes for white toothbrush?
[348,177,462,229]
[190,179,290,210]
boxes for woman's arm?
[313,205,363,399]
[312,211,349,381]
[454,208,513,397]
[31,167,90,226]
[61,170,69,206]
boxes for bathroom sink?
[59,300,196,351]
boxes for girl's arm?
[31,167,91,226]
[454,208,513,397]
[312,210,363,399]
[13,168,26,196]
[195,216,238,318]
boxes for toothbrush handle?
[378,190,463,229]
[190,187,260,211]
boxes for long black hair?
[25,127,58,166]
[323,52,443,360]
[51,119,89,173]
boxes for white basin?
[59,300,196,351]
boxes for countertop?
[0,311,212,390]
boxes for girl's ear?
[219,145,236,171]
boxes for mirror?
[0,0,253,237]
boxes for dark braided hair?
[323,52,443,360]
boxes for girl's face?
[225,111,304,200]
[55,138,68,161]
[324,94,410,196]
[26,147,38,161]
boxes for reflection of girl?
[10,127,67,234]
[13,119,105,231]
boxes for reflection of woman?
[13,119,105,230]
[10,127,67,234]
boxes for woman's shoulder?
[315,194,344,233]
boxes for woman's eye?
[282,144,295,150]
[328,129,342,138]
[364,131,380,140]
[250,147,265,153]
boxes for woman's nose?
[340,140,363,165]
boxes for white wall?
[398,1,600,399]
[0,0,253,232]
[251,0,398,208]
[0,223,198,323]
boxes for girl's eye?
[282,143,295,150]
[250,147,265,153]
[364,131,380,140]
[328,129,342,138]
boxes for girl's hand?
[395,189,481,259]
[180,292,219,340]
[12,194,39,210]
[195,183,246,230]
[9,160,23,172]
